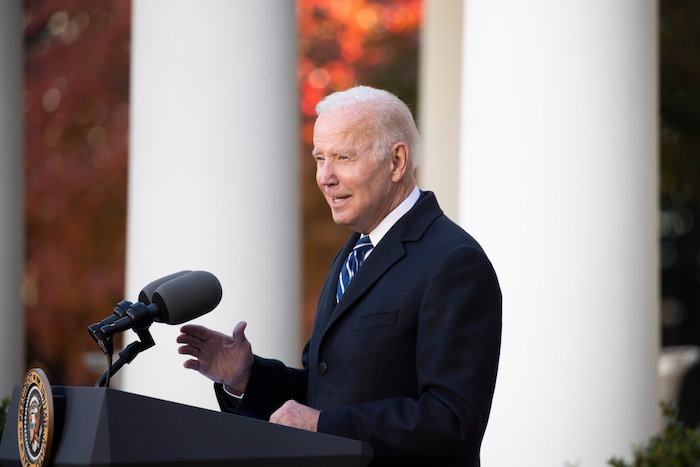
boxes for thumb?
[232,321,248,343]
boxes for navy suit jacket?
[216,192,502,466]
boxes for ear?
[390,142,410,182]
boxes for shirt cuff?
[222,385,244,400]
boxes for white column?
[0,0,25,398]
[460,1,659,464]
[123,0,299,410]
[417,0,463,220]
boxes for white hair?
[315,85,423,168]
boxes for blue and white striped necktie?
[336,235,373,303]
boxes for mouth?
[329,195,350,204]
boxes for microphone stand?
[95,327,156,388]
[90,300,159,387]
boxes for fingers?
[177,343,198,358]
[179,324,210,339]
[179,322,246,342]
[182,358,200,370]
[178,325,210,364]
[269,400,320,432]
[176,330,203,357]
[270,400,296,423]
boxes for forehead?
[313,108,373,152]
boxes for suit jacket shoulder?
[310,191,502,465]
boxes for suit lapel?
[319,191,443,336]
[313,234,357,333]
[325,230,406,331]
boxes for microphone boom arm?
[95,326,156,387]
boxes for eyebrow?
[311,149,353,157]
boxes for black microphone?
[101,271,222,337]
[138,270,192,305]
[89,270,191,339]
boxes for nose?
[316,161,338,187]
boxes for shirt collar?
[367,186,420,248]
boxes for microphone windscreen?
[138,270,193,305]
[151,271,223,324]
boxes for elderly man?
[177,85,502,467]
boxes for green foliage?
[0,395,9,442]
[608,404,700,467]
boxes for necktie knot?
[353,235,373,255]
[337,235,373,302]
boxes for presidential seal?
[17,368,54,467]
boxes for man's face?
[312,109,402,234]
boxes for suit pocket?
[352,310,398,331]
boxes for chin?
[331,213,354,229]
[331,216,350,227]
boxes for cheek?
[363,171,392,198]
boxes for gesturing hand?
[177,321,254,395]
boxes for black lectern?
[0,385,373,466]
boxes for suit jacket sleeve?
[215,353,309,420]
[316,243,501,462]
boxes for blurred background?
[659,0,700,366]
[2,0,699,464]
[18,0,422,384]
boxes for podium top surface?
[0,385,372,467]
